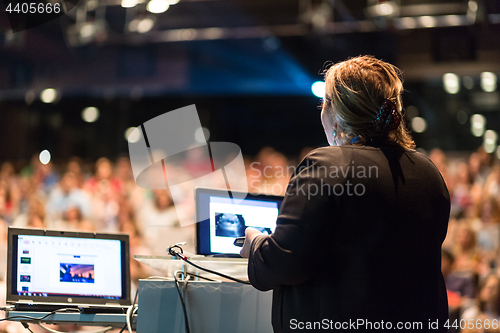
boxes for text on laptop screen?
[15,235,123,299]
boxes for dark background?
[0,0,499,165]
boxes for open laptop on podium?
[6,227,131,313]
[195,187,283,257]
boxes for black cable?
[184,258,251,284]
[183,272,217,282]
[168,245,251,285]
[173,270,190,333]
[21,322,34,333]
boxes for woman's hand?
[240,227,264,258]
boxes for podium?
[136,278,273,332]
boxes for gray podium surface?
[137,279,273,333]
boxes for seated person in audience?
[462,275,500,332]
[442,250,476,316]
[454,224,481,273]
[45,172,91,224]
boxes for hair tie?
[372,98,401,138]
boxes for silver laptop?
[7,227,131,313]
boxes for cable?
[21,322,34,333]
[168,244,251,284]
[174,270,190,333]
[125,304,137,333]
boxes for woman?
[241,56,450,332]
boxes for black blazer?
[248,143,450,332]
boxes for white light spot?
[39,150,51,165]
[40,89,58,103]
[138,17,155,33]
[128,18,140,32]
[483,130,498,153]
[311,81,325,98]
[378,2,395,16]
[471,114,486,137]
[480,72,497,92]
[444,15,462,26]
[443,73,460,94]
[82,107,100,123]
[126,127,142,143]
[468,1,478,12]
[147,0,169,14]
[121,0,137,8]
[195,127,210,143]
[411,117,427,133]
[399,17,417,29]
[419,16,437,28]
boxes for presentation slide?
[209,197,278,254]
[17,235,123,298]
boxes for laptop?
[7,227,131,313]
[195,187,283,257]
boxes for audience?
[0,144,499,332]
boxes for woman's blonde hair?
[323,55,415,149]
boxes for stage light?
[311,81,325,98]
[468,1,478,12]
[480,72,497,92]
[128,18,140,32]
[138,17,155,33]
[195,127,210,143]
[39,150,51,165]
[444,15,461,26]
[483,130,498,153]
[121,0,138,8]
[419,16,437,28]
[167,0,179,4]
[203,28,224,40]
[40,89,58,103]
[82,107,100,123]
[125,127,141,143]
[366,1,398,17]
[147,0,169,14]
[471,114,486,137]
[80,22,97,39]
[399,17,417,29]
[443,73,460,94]
[411,117,427,133]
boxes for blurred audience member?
[45,172,91,225]
[462,275,500,331]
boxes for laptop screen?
[7,227,130,306]
[196,188,283,255]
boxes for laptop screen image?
[7,227,131,307]
[196,188,283,256]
